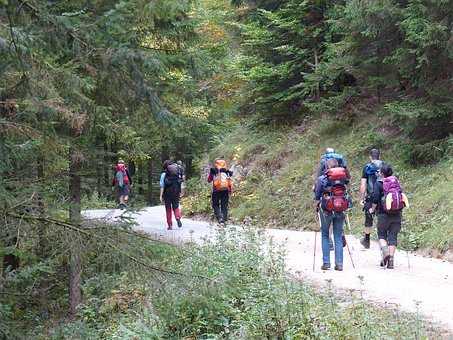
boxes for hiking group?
[159,157,232,229]
[314,148,409,271]
[113,149,408,270]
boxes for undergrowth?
[27,227,442,339]
[184,116,453,254]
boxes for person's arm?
[208,167,217,183]
[313,177,323,210]
[359,166,367,203]
[159,173,165,203]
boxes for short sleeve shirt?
[361,164,369,179]
[160,172,166,188]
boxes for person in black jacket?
[369,163,402,269]
[359,148,383,249]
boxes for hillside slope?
[185,115,453,256]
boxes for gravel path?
[84,206,453,332]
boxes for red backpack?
[323,167,349,213]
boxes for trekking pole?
[344,213,356,269]
[313,231,317,272]
[345,212,352,232]
[313,211,321,272]
[343,212,354,250]
[344,237,356,269]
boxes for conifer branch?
[5,211,209,280]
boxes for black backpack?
[164,164,182,193]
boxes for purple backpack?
[382,176,405,212]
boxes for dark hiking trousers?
[164,191,181,227]
[377,212,402,246]
[212,190,229,223]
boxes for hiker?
[208,158,233,224]
[314,158,350,271]
[369,163,409,269]
[359,148,383,249]
[314,147,348,250]
[160,160,183,230]
[112,159,132,209]
[177,160,186,197]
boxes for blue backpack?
[319,152,346,176]
[365,160,383,195]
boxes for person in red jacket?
[208,159,233,224]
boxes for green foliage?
[1,0,242,331]
[235,0,334,121]
[231,0,453,146]
[53,227,437,338]
[189,117,453,254]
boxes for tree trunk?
[314,50,320,102]
[138,162,144,195]
[37,156,46,257]
[96,148,103,196]
[103,143,110,189]
[147,158,154,205]
[69,146,82,317]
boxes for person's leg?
[123,185,130,206]
[387,214,402,269]
[361,200,373,249]
[211,191,221,222]
[332,213,345,269]
[219,191,229,223]
[172,193,182,228]
[164,198,173,229]
[320,210,332,268]
[329,226,334,251]
[377,214,390,266]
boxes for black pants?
[377,212,402,246]
[163,191,181,227]
[164,192,180,209]
[211,190,229,223]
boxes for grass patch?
[185,116,453,254]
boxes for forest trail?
[84,206,453,332]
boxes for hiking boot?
[176,219,182,228]
[334,264,343,271]
[360,236,370,249]
[321,264,330,270]
[380,255,390,267]
[387,256,394,269]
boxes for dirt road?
[84,206,453,331]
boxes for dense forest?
[1,0,452,338]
